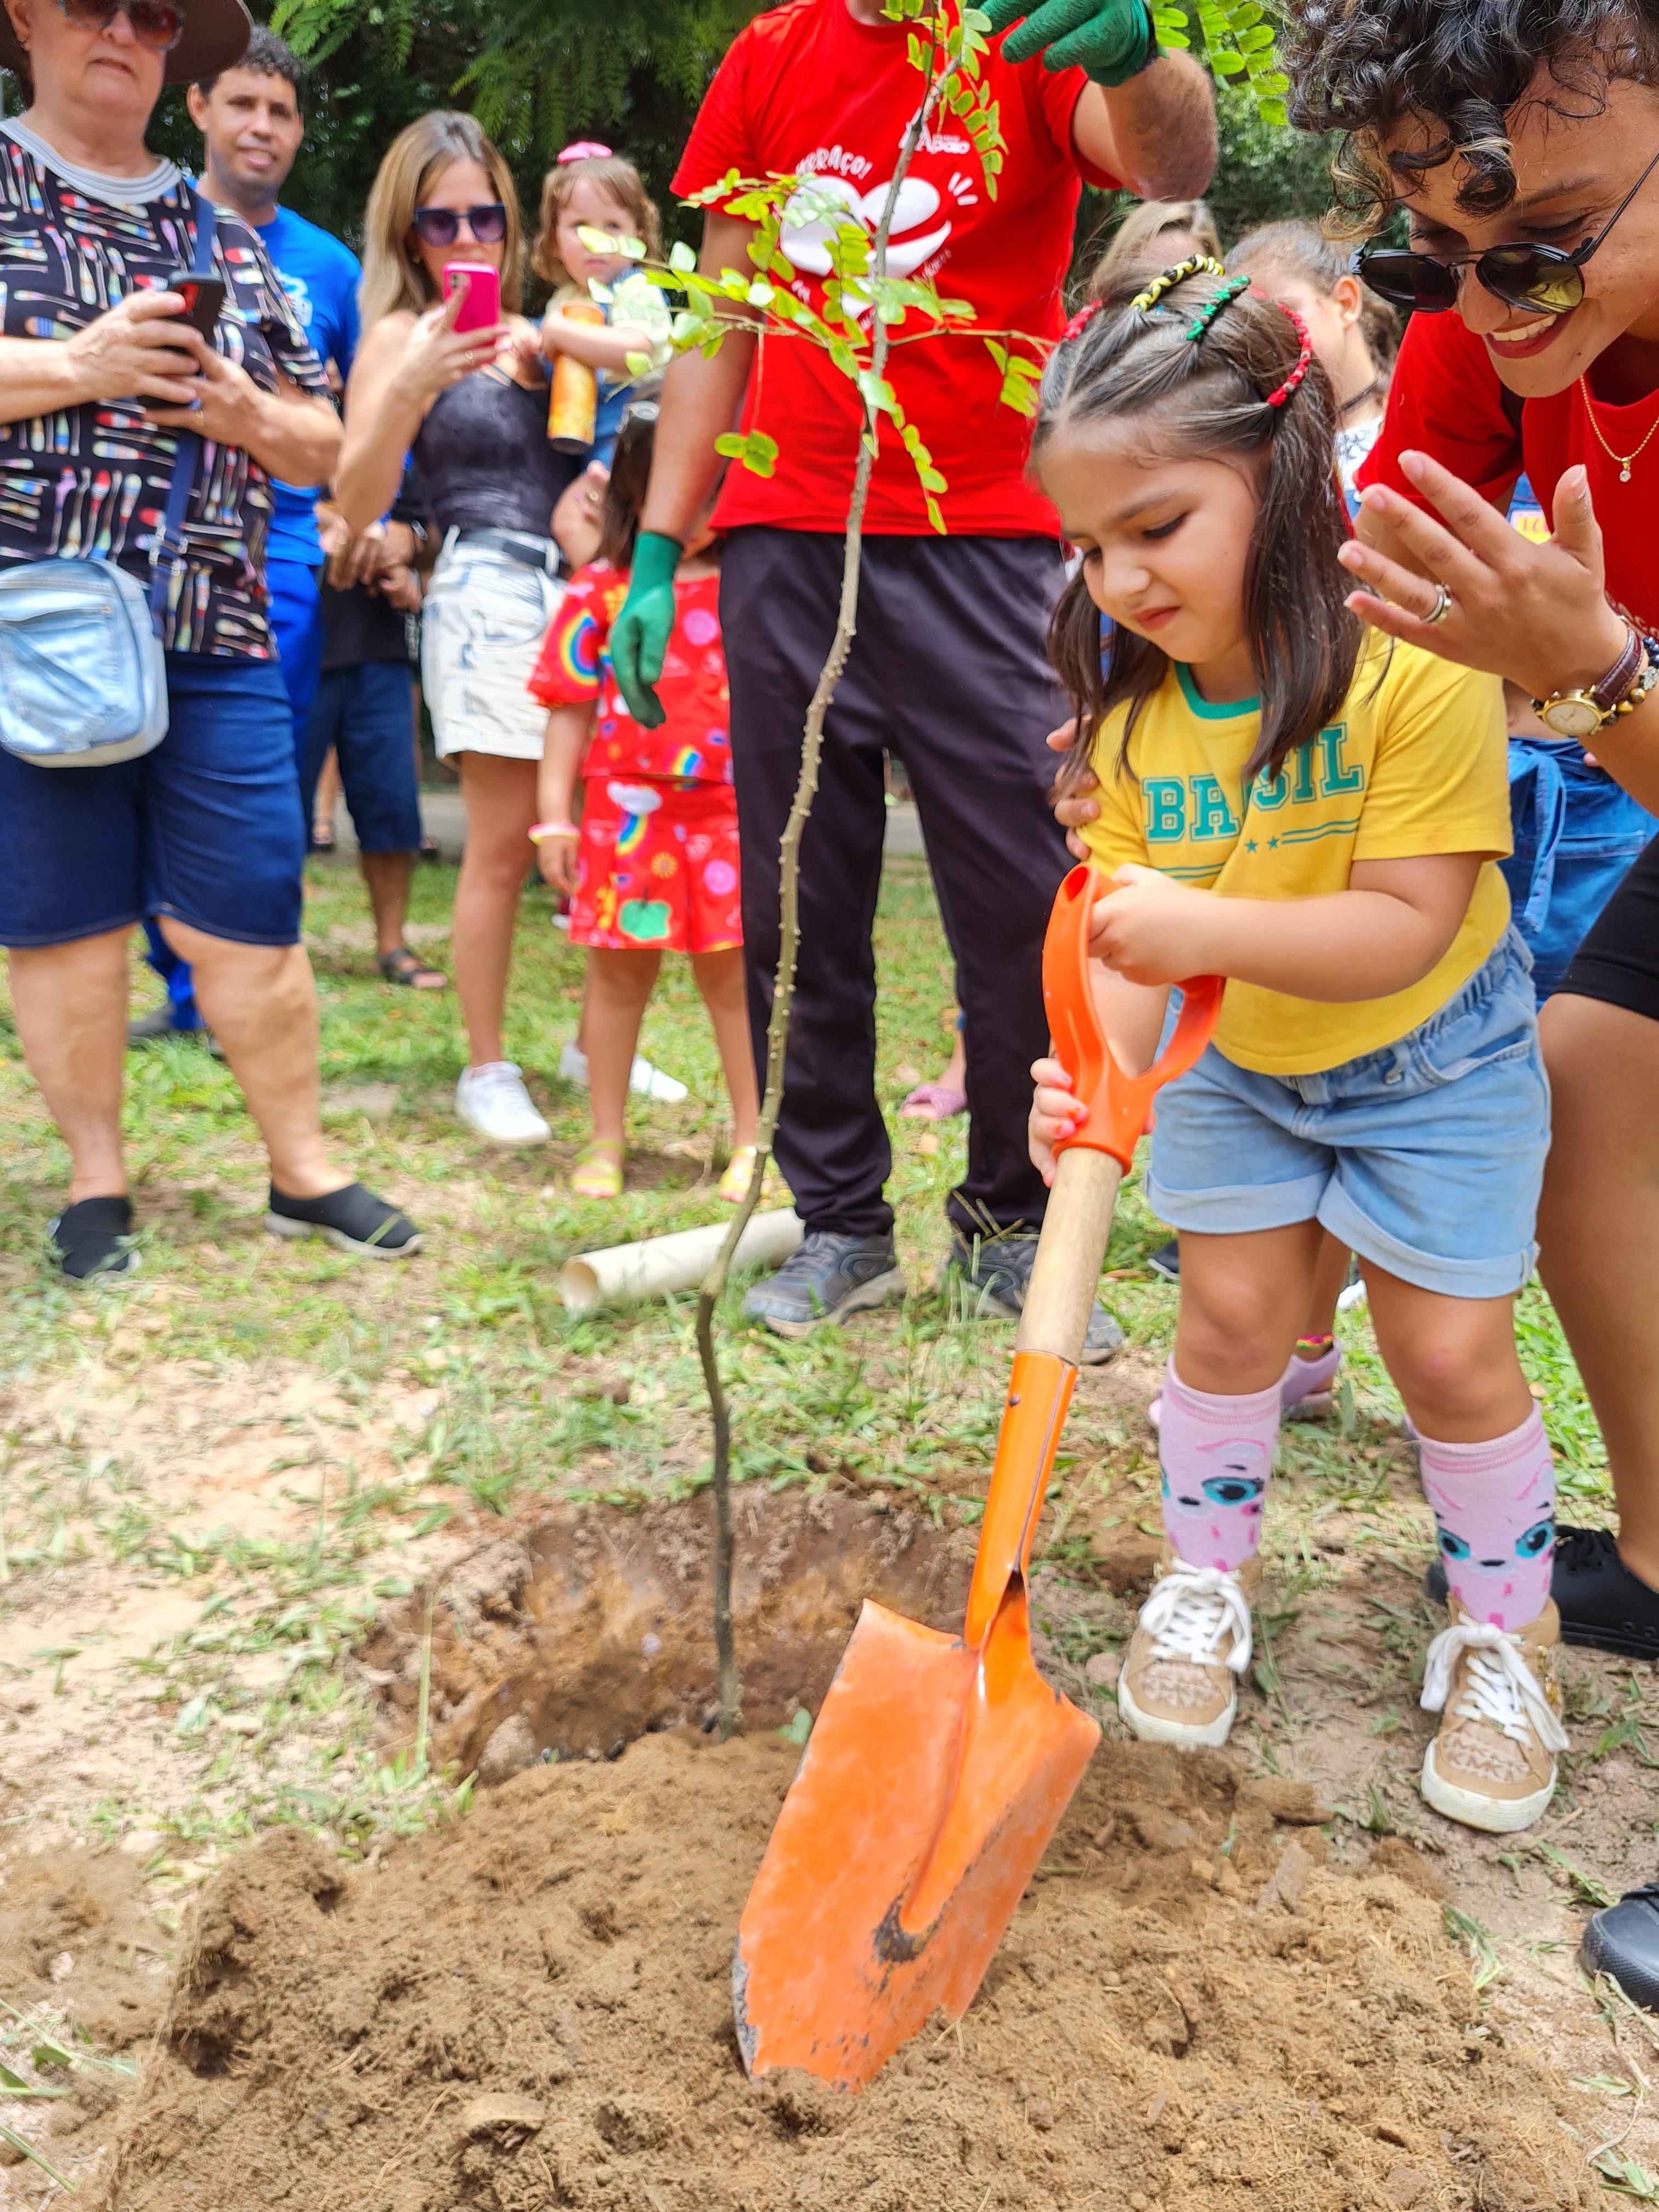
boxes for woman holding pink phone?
[337,112,585,1147]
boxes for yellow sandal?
[571,1139,624,1200]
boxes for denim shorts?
[301,662,422,854]
[0,652,304,949]
[1146,930,1550,1300]
[421,536,561,762]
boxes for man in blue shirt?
[134,28,362,1040]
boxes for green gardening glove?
[984,0,1155,82]
[610,530,682,730]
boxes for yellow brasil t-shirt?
[1079,640,1513,1076]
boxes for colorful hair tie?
[1185,273,1251,342]
[1130,255,1226,315]
[1061,301,1101,344]
[557,140,613,163]
[1264,301,1313,409]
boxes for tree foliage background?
[3,0,1336,287]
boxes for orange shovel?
[733,863,1223,2092]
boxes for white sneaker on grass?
[557,1040,687,1104]
[455,1062,550,1145]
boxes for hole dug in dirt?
[358,1487,976,1783]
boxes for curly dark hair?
[1282,0,1659,233]
[1033,269,1363,786]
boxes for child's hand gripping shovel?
[732,864,1223,2091]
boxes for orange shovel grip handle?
[1041,862,1223,1172]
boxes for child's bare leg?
[1174,1221,1326,1396]
[1361,1269,1532,1442]
[1301,1231,1353,1345]
[691,948,758,1149]
[583,949,661,1146]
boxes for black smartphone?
[173,274,226,340]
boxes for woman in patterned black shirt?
[0,0,420,1276]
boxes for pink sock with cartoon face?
[1418,1408,1555,1631]
[1159,1359,1280,1573]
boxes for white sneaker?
[557,1040,688,1104]
[1420,1600,1567,1834]
[1117,1553,1260,1750]
[455,1062,550,1145]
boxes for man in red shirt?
[1276,0,1659,2008]
[610,0,1215,1345]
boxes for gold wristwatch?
[1532,625,1655,738]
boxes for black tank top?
[414,368,580,540]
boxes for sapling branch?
[692,10,970,1741]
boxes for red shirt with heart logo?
[672,0,1118,537]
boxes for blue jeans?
[300,661,421,853]
[1146,932,1550,1300]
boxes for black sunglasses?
[55,0,184,49]
[411,203,508,249]
[1357,143,1659,318]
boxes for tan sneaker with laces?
[1420,1596,1568,1834]
[1118,1550,1261,1750]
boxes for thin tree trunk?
[696,43,961,1741]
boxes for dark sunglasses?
[1357,144,1659,318]
[55,0,184,49]
[410,203,507,249]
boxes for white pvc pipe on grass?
[558,1209,804,1313]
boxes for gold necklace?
[1579,374,1659,483]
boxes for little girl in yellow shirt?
[1028,260,1571,1836]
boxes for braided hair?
[1035,263,1365,785]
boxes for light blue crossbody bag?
[0,191,215,768]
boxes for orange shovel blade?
[733,1585,1098,2092]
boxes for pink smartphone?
[444,262,500,334]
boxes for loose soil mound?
[99,1731,1588,2212]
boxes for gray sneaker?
[943,1228,1125,1365]
[744,1230,905,1339]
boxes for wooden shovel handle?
[1015,1146,1124,1363]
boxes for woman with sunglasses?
[337,113,584,1148]
[0,0,421,1276]
[1268,0,1659,2007]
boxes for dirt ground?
[4,1445,1658,2209]
[48,1733,1596,2212]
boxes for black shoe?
[48,1196,140,1284]
[1147,1237,1180,1282]
[743,1230,904,1339]
[1424,1523,1659,1658]
[265,1182,421,1260]
[941,1228,1124,1366]
[1583,1884,1659,2011]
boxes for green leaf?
[1257,95,1289,125]
[1237,24,1273,49]
[623,351,653,377]
[735,430,780,478]
[669,240,697,275]
[1210,48,1246,71]
[746,280,776,308]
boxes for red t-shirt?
[528,561,733,784]
[672,0,1118,537]
[1357,310,1659,634]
